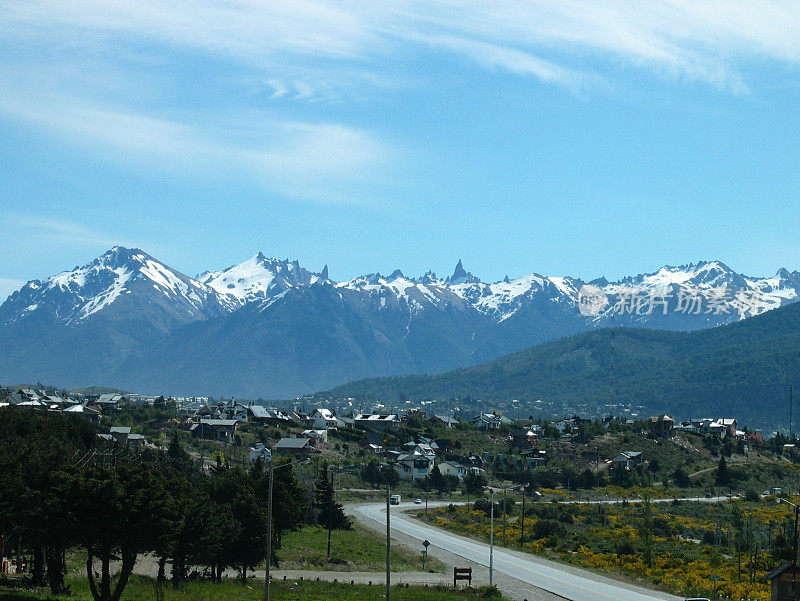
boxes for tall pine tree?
[314,462,351,530]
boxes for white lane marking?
[354,503,680,601]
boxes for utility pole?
[779,498,800,601]
[386,483,391,601]
[520,494,525,548]
[265,457,308,601]
[425,474,429,518]
[502,488,507,546]
[489,489,494,587]
[264,466,274,601]
[327,468,334,558]
[610,312,615,405]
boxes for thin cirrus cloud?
[2,0,800,206]
[406,33,598,90]
[4,1,800,91]
[2,213,122,249]
[400,0,800,92]
[0,88,392,204]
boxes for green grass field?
[278,524,445,573]
[0,576,506,601]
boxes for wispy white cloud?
[408,33,598,90]
[3,0,799,93]
[1,0,799,206]
[0,87,393,203]
[292,81,315,100]
[265,79,289,99]
[3,213,122,248]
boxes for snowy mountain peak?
[3,249,800,342]
[446,260,480,285]
[1,246,220,326]
[200,253,321,306]
[615,260,739,289]
[419,271,440,285]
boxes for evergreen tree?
[71,464,165,601]
[380,463,400,487]
[360,459,383,488]
[167,432,189,464]
[429,465,450,494]
[637,496,654,567]
[462,471,487,497]
[715,454,731,486]
[314,462,351,530]
[672,466,691,488]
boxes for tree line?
[0,408,348,601]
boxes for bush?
[475,585,502,598]
[532,518,566,541]
[743,488,761,502]
[616,540,635,556]
[473,499,496,517]
[652,517,673,537]
[672,467,691,488]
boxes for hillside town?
[0,385,772,485]
[5,385,800,601]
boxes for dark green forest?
[0,409,332,601]
[321,301,800,429]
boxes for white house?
[472,413,501,430]
[438,461,467,479]
[249,443,272,463]
[309,408,338,429]
[431,415,459,428]
[395,444,436,481]
[354,414,400,431]
[611,451,643,470]
[301,429,328,446]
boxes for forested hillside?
[321,300,800,428]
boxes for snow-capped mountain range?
[2,246,798,398]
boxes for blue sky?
[2,1,800,300]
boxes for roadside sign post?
[422,540,430,571]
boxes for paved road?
[352,501,682,601]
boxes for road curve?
[352,501,682,601]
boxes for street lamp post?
[265,456,309,601]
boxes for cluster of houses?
[2,387,768,479]
[650,414,763,443]
[367,436,490,482]
[0,388,131,423]
[0,387,213,423]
